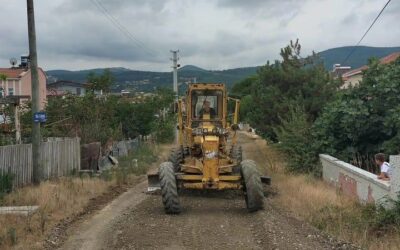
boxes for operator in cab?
[199,100,216,119]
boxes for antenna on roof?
[9,57,18,68]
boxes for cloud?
[0,0,398,71]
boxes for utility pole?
[27,0,41,184]
[170,50,180,143]
[170,50,179,100]
[15,105,21,144]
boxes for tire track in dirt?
[63,134,357,250]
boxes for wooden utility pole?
[27,0,41,184]
[14,105,21,144]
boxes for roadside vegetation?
[0,69,175,249]
[233,39,400,173]
[0,142,162,250]
[259,140,400,250]
[233,40,400,249]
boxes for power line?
[89,0,159,58]
[95,0,160,56]
[341,0,392,65]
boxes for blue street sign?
[33,112,47,123]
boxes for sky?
[0,0,399,71]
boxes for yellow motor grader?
[148,83,270,214]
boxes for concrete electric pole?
[27,0,41,184]
[170,50,179,100]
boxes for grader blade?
[147,173,161,192]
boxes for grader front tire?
[159,162,181,214]
[241,160,264,212]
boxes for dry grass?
[262,142,400,250]
[0,177,113,249]
[0,142,162,249]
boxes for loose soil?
[57,133,358,250]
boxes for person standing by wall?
[375,153,392,180]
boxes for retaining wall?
[320,154,400,206]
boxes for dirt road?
[60,133,355,250]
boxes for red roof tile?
[342,52,400,78]
[379,52,400,64]
[0,68,27,78]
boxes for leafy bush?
[274,105,319,174]
[116,144,158,184]
[313,57,400,166]
[0,173,13,198]
[153,114,175,143]
[19,84,174,145]
[372,193,400,233]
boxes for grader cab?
[149,83,270,214]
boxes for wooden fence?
[41,138,81,180]
[0,137,80,187]
[0,144,32,188]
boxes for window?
[76,87,81,95]
[8,88,14,96]
[191,90,222,120]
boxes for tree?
[0,74,6,98]
[87,69,114,93]
[0,74,6,81]
[232,39,339,141]
[313,58,400,168]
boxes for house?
[47,80,88,96]
[0,66,47,109]
[341,52,400,89]
[331,64,351,79]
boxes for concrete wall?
[320,154,400,206]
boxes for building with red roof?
[0,65,47,109]
[341,52,400,89]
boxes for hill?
[317,46,400,70]
[46,66,260,93]
[46,46,400,93]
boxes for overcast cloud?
[0,0,399,71]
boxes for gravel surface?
[59,133,359,250]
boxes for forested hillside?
[46,46,400,93]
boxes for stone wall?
[320,154,400,207]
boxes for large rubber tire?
[159,162,181,214]
[230,145,243,174]
[168,148,183,172]
[183,146,190,156]
[241,160,264,212]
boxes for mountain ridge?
[46,46,400,92]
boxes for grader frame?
[150,83,270,214]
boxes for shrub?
[371,193,400,233]
[116,143,158,183]
[0,173,13,198]
[273,105,319,174]
[153,115,175,143]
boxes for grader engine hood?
[202,135,219,159]
[201,135,220,188]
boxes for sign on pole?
[33,112,47,123]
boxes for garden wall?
[320,154,400,206]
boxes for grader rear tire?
[230,145,243,174]
[241,160,264,212]
[168,148,183,172]
[159,162,181,214]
